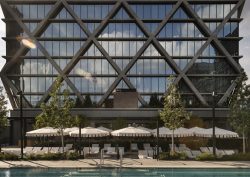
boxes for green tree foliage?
[83,95,93,108]
[35,77,76,152]
[149,93,163,108]
[74,97,84,108]
[229,72,250,153]
[112,118,127,130]
[160,78,190,154]
[0,86,8,132]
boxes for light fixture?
[17,36,36,49]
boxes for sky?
[0,2,250,109]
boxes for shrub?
[159,152,187,160]
[196,153,216,161]
[66,152,80,160]
[0,153,19,160]
[220,153,250,161]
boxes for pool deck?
[0,159,250,169]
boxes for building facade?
[0,0,245,144]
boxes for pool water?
[1,168,250,177]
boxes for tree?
[0,86,8,151]
[75,97,84,108]
[149,93,163,108]
[35,77,76,153]
[83,95,93,108]
[0,86,8,129]
[159,78,190,155]
[229,72,250,153]
[112,118,127,130]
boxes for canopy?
[153,127,193,137]
[194,127,239,138]
[189,127,206,136]
[111,126,152,137]
[63,127,79,135]
[97,126,112,133]
[69,127,110,137]
[26,127,60,137]
[137,126,153,133]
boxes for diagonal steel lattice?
[0,0,245,109]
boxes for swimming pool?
[1,168,250,177]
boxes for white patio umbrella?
[64,127,79,135]
[194,127,239,138]
[97,126,112,133]
[69,127,110,137]
[111,126,152,137]
[26,127,60,137]
[137,126,153,133]
[189,126,206,136]
[153,127,193,137]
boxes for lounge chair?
[92,144,99,147]
[83,147,91,156]
[106,147,116,155]
[90,147,100,154]
[147,150,154,159]
[104,144,111,151]
[131,143,138,151]
[50,147,60,153]
[224,150,235,155]
[24,147,34,155]
[191,150,201,158]
[207,147,225,156]
[185,150,196,159]
[118,147,124,156]
[138,150,148,159]
[65,144,73,151]
[169,144,177,151]
[143,143,151,148]
[200,147,211,153]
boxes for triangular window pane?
[86,23,100,33]
[24,23,39,33]
[99,23,145,38]
[128,77,173,93]
[84,44,103,56]
[131,4,173,20]
[201,44,221,57]
[10,4,54,19]
[99,41,145,57]
[55,8,73,19]
[54,59,71,71]
[113,59,130,70]
[116,79,129,90]
[174,59,191,70]
[158,23,204,38]
[188,58,236,74]
[41,23,87,38]
[71,5,113,19]
[69,77,115,94]
[113,7,130,19]
[145,23,159,33]
[172,7,189,19]
[141,44,161,56]
[39,41,83,57]
[129,59,175,75]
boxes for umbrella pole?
[47,136,49,153]
[89,136,90,154]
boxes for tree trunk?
[61,129,64,153]
[243,130,246,154]
[171,129,175,155]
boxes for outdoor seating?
[138,150,148,159]
[50,147,60,153]
[143,143,151,149]
[118,147,124,156]
[106,147,116,155]
[200,147,211,153]
[90,147,100,154]
[92,144,99,147]
[224,150,235,155]
[104,144,111,151]
[185,150,196,159]
[147,150,154,159]
[83,147,91,156]
[131,143,138,151]
[24,147,34,155]
[191,150,201,158]
[207,147,225,157]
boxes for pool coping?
[1,159,250,169]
